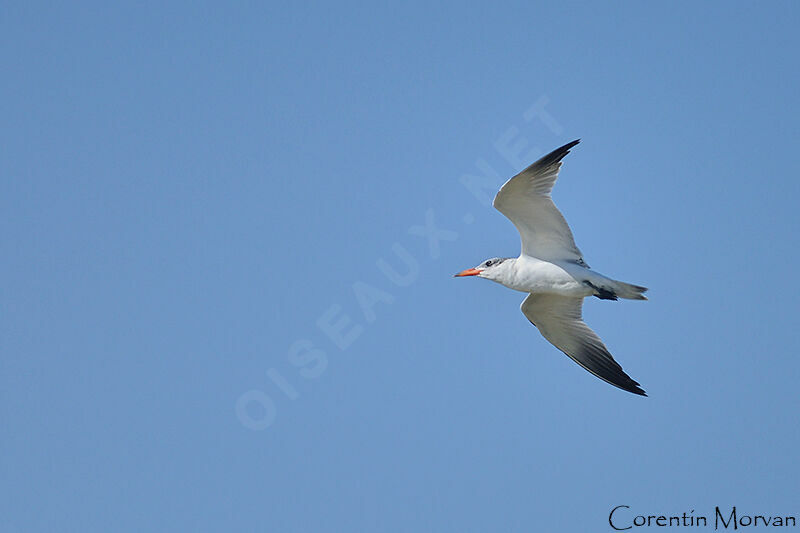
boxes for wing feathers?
[520,293,646,396]
[517,138,580,196]
[493,140,585,262]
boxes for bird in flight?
[455,140,648,395]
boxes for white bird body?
[455,139,649,396]
[482,256,595,297]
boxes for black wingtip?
[561,139,581,153]
[631,387,648,397]
[623,375,647,396]
[626,377,648,396]
[536,139,581,168]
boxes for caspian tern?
[455,139,648,396]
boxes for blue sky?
[2,1,799,531]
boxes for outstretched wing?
[493,140,585,264]
[520,293,646,396]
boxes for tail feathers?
[612,280,649,300]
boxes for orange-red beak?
[454,268,482,277]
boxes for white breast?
[506,256,590,296]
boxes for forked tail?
[610,280,648,300]
[584,278,648,300]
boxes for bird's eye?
[485,260,493,267]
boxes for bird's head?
[454,257,511,282]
